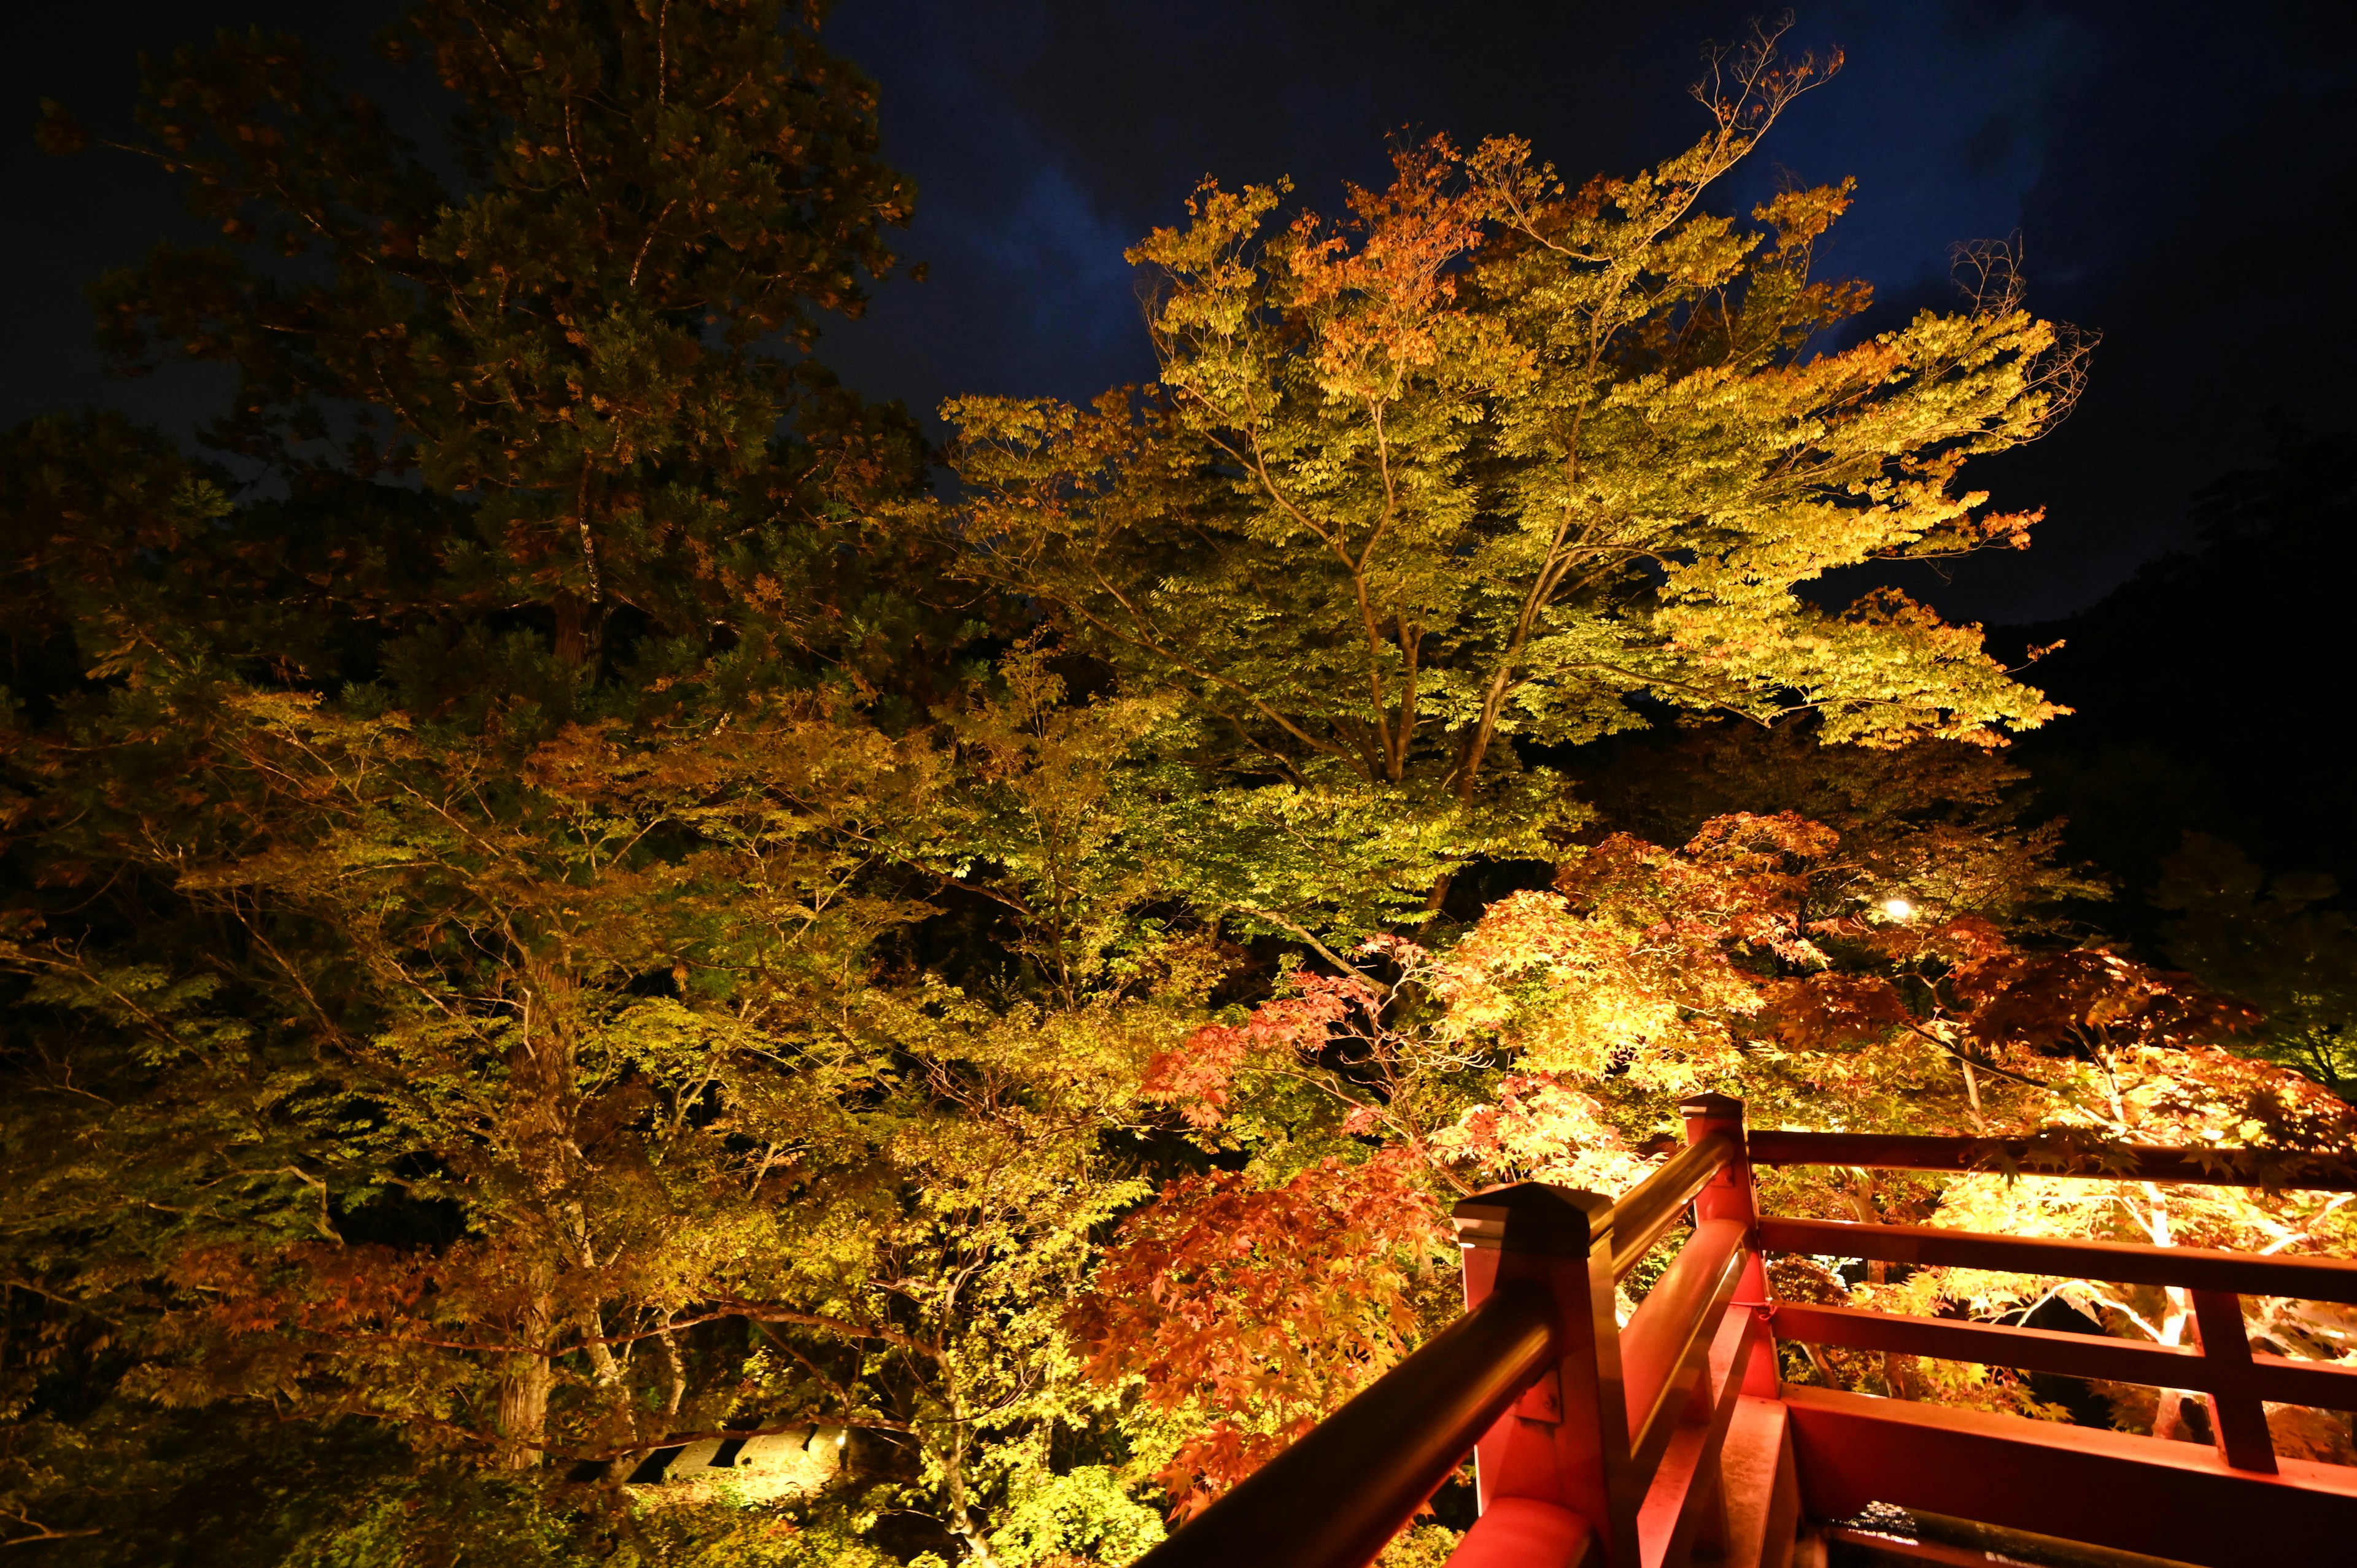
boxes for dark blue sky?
[10,1,2355,622]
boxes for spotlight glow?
[1881,897,1916,922]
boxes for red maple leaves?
[1067,1149,1444,1517]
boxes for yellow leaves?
[1432,1074,1657,1194]
[1753,177,1857,255]
[1127,177,1287,274]
[1422,854,1768,1087]
[1635,208,1759,294]
[946,93,2084,819]
[1651,589,2067,749]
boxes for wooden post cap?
[1452,1183,1608,1257]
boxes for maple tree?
[943,29,2085,927]
[1077,720,2357,1495]
[1069,1151,1446,1517]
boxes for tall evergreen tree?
[1,5,1072,1561]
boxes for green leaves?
[944,34,2082,935]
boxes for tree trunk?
[2151,1283,2202,1443]
[553,589,602,669]
[497,1269,557,1469]
[497,977,582,1469]
[940,1410,1004,1567]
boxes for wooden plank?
[1771,1302,2357,1411]
[1744,1130,2357,1191]
[1441,1496,1594,1568]
[1780,1383,2357,1568]
[1775,1303,2200,1386]
[1621,1220,1746,1450]
[2248,1349,2357,1410]
[1636,1300,1761,1568]
[1758,1215,2357,1304]
[1716,1396,1797,1568]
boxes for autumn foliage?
[3,12,2352,1568]
[1069,1152,1443,1516]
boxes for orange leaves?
[168,1241,446,1340]
[1406,805,2299,1156]
[1953,504,2045,552]
[1141,973,1369,1129]
[1138,1025,1249,1131]
[144,1236,551,1426]
[1283,137,1490,403]
[1069,1149,1444,1515]
[1665,811,1841,962]
[1955,948,2257,1061]
[1128,137,1501,410]
[1075,1152,1441,1390]
[1754,973,1911,1052]
[1421,814,1844,1084]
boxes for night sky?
[10,1,2355,624]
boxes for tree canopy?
[2,10,2350,1567]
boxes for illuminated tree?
[2,5,1110,1561]
[10,11,2343,1567]
[943,28,2085,927]
[1095,786,2357,1476]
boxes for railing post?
[1453,1183,1639,1566]
[2189,1289,2278,1473]
[1681,1093,1776,1399]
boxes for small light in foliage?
[1880,897,1916,922]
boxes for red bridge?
[1135,1095,2357,1568]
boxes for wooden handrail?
[1598,1129,1739,1278]
[1450,1097,1771,1568]
[1620,1217,1747,1469]
[1757,1151,2357,1479]
[1130,1281,1560,1568]
[1747,1130,2357,1191]
[1132,1105,2357,1567]
[1450,1131,1736,1281]
[1757,1216,2357,1304]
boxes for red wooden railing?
[1748,1118,2357,1565]
[1135,1097,2357,1568]
[1444,1094,1781,1568]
